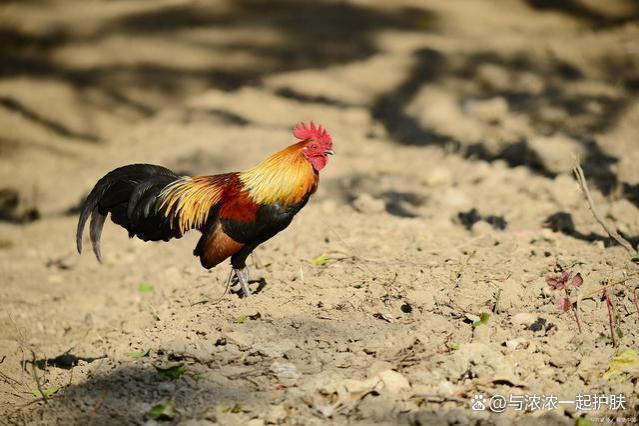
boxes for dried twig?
[29,350,48,405]
[190,270,232,306]
[323,220,376,277]
[603,290,617,346]
[0,369,24,398]
[8,396,49,418]
[411,394,466,404]
[572,162,635,254]
[582,275,638,298]
[571,301,583,334]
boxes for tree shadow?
[525,0,639,29]
[0,187,40,223]
[4,308,603,424]
[6,316,410,424]
[9,365,258,424]
[623,183,639,209]
[104,1,429,66]
[371,47,633,198]
[274,87,355,109]
[378,191,425,218]
[542,211,639,248]
[1,0,431,144]
[372,48,453,149]
[0,96,100,142]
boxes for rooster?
[76,122,334,297]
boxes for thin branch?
[190,269,232,306]
[572,162,635,254]
[571,299,583,333]
[29,350,48,405]
[0,370,24,396]
[322,220,376,277]
[603,290,617,347]
[582,275,638,298]
[8,395,49,417]
[411,394,466,404]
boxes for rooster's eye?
[310,144,317,149]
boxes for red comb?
[293,121,332,143]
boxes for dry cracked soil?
[1,0,638,424]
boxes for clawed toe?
[231,267,252,298]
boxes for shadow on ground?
[9,365,243,424]
[371,47,635,197]
[0,0,431,143]
[525,0,639,29]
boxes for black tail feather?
[89,209,107,263]
[76,164,179,261]
[127,174,179,224]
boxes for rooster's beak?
[326,149,335,156]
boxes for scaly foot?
[231,266,251,298]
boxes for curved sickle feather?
[90,209,107,263]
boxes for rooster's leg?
[233,266,251,297]
[230,247,255,298]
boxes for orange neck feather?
[239,142,317,206]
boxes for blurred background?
[1,0,639,424]
[1,0,638,212]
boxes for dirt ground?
[1,0,638,424]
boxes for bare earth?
[1,0,638,424]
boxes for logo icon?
[471,394,487,411]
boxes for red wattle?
[310,155,328,171]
